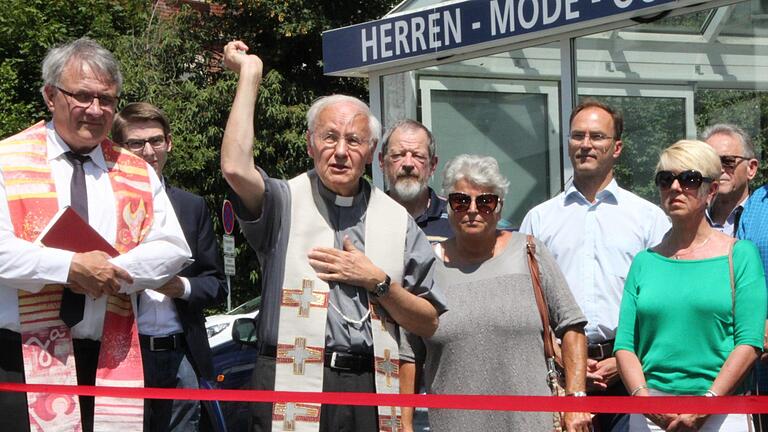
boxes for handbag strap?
[526,235,556,359]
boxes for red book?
[35,206,118,257]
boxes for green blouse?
[614,240,767,395]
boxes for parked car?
[202,297,260,432]
[205,296,261,389]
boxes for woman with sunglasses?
[615,140,766,431]
[401,154,591,432]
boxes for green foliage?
[694,89,768,187]
[0,0,396,311]
[0,0,142,138]
[198,0,394,103]
[608,96,687,204]
[253,70,313,179]
[113,8,231,197]
[609,89,768,206]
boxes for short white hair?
[306,95,381,145]
[40,37,122,96]
[700,123,757,160]
[442,154,509,197]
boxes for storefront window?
[375,0,768,218]
[577,0,768,201]
[426,86,553,227]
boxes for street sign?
[222,199,236,235]
[223,234,235,255]
[323,0,677,75]
[224,255,236,276]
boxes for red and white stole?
[0,121,153,431]
[271,171,406,432]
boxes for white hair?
[700,123,757,160]
[40,37,122,95]
[306,94,381,145]
[442,154,509,197]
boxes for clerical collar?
[316,176,368,208]
[335,195,355,207]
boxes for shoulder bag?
[525,235,566,432]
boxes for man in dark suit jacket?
[112,102,227,432]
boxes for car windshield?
[227,297,261,315]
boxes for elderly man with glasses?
[0,38,191,432]
[728,125,768,430]
[220,40,446,432]
[520,99,670,432]
[702,124,759,237]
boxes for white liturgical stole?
[272,171,406,432]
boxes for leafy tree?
[695,89,768,187]
[0,0,141,137]
[598,91,768,204]
[608,96,687,203]
[1,0,396,310]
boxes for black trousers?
[0,330,100,432]
[249,354,378,432]
[140,342,201,432]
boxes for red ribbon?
[0,383,767,414]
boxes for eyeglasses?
[56,86,118,110]
[720,154,748,170]
[654,170,713,191]
[316,131,369,148]
[123,135,167,151]
[569,131,614,143]
[448,192,501,214]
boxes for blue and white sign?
[323,0,677,75]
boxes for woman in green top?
[615,140,766,431]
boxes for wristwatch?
[567,391,587,397]
[372,274,391,298]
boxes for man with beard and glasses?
[702,124,758,237]
[520,99,670,432]
[378,120,450,432]
[378,120,451,245]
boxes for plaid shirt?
[737,185,768,284]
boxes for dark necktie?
[60,152,90,328]
[732,206,744,238]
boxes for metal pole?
[226,275,232,312]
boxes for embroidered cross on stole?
[272,171,406,432]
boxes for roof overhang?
[322,0,718,77]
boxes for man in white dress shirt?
[0,38,191,432]
[520,99,669,432]
[112,102,227,432]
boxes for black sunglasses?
[448,192,501,214]
[654,170,713,191]
[720,154,748,170]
